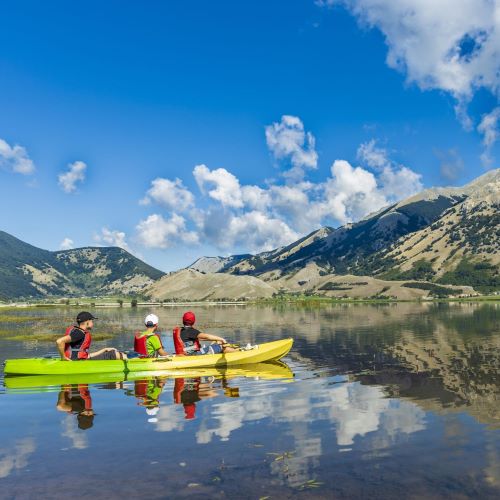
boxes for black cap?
[77,412,94,430]
[76,311,98,323]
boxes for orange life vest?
[64,326,92,360]
[173,326,201,355]
[134,331,164,357]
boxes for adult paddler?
[56,311,127,361]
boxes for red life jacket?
[134,331,164,357]
[64,326,92,360]
[173,326,201,355]
[134,379,149,398]
[77,384,92,410]
[62,384,93,411]
[173,378,198,420]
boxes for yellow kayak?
[3,338,293,376]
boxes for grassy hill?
[0,231,165,300]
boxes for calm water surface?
[0,303,499,499]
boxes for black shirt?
[180,326,201,344]
[68,327,87,360]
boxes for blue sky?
[1,1,499,271]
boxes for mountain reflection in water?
[0,302,499,498]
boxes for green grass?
[0,314,48,323]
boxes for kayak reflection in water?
[56,311,127,361]
[133,377,167,423]
[175,311,239,355]
[173,376,238,420]
[56,384,94,430]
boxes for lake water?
[0,302,499,499]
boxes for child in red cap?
[180,311,238,355]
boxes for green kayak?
[3,338,293,376]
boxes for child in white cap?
[133,313,169,357]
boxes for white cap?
[146,407,159,416]
[145,314,159,327]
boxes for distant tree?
[131,298,138,307]
[118,299,123,307]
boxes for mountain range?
[1,169,498,301]
[148,169,499,300]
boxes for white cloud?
[140,177,194,211]
[0,138,35,175]
[380,165,423,202]
[94,227,130,252]
[265,115,318,180]
[357,139,423,202]
[137,119,424,254]
[319,1,500,101]
[357,139,389,170]
[193,164,244,208]
[197,209,299,252]
[269,183,324,233]
[323,160,388,223]
[319,1,500,157]
[477,107,500,166]
[60,238,74,250]
[58,161,87,193]
[136,213,199,249]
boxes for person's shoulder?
[69,327,85,338]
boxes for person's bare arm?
[88,347,117,358]
[197,332,227,344]
[158,347,170,356]
[56,335,72,360]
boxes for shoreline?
[1,295,498,309]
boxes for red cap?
[182,311,196,326]
[184,403,196,420]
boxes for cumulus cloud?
[136,213,199,249]
[266,115,318,180]
[357,139,423,202]
[140,177,194,211]
[60,238,74,250]
[357,139,389,170]
[58,161,87,193]
[478,107,500,166]
[323,160,387,223]
[380,165,422,201]
[138,119,424,254]
[94,227,130,252]
[318,1,500,101]
[0,138,35,175]
[319,0,500,160]
[197,208,299,252]
[193,164,244,208]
